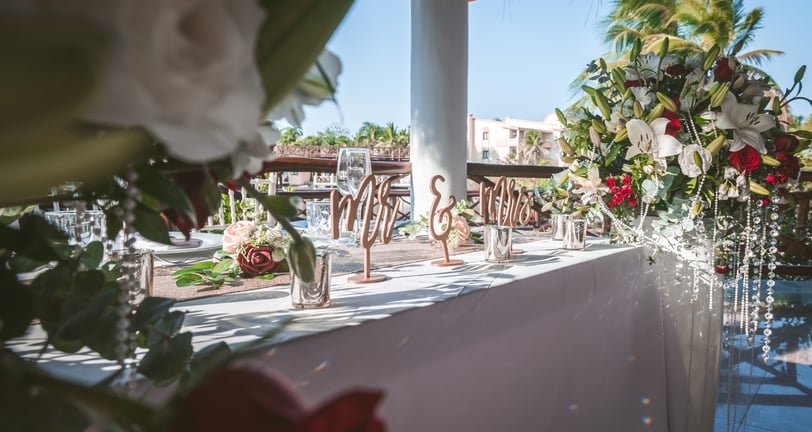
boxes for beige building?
[466,113,564,165]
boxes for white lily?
[630,87,654,106]
[716,92,775,154]
[570,166,609,205]
[625,118,684,168]
[626,53,660,81]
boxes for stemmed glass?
[336,148,372,243]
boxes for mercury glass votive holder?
[291,249,332,309]
[484,225,512,263]
[550,213,571,240]
[563,219,587,250]
[107,249,154,304]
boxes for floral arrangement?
[399,200,475,247]
[173,222,290,287]
[557,38,810,360]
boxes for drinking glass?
[335,148,371,242]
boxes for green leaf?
[259,195,298,218]
[135,164,196,226]
[132,297,176,331]
[132,203,171,244]
[144,310,185,348]
[80,241,104,269]
[189,342,232,376]
[211,258,235,275]
[0,19,107,145]
[175,275,203,287]
[255,273,276,280]
[255,0,355,114]
[137,332,193,386]
[57,288,115,341]
[287,237,316,282]
[0,270,34,340]
[171,261,214,276]
[604,145,622,166]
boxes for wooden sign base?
[348,273,387,284]
[431,258,464,267]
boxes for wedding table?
[11,238,723,431]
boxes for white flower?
[677,145,711,178]
[716,92,775,154]
[630,87,654,106]
[625,118,683,168]
[626,53,660,81]
[570,166,608,205]
[12,0,272,175]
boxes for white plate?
[133,232,223,261]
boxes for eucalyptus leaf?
[144,310,185,348]
[132,297,176,331]
[132,203,171,244]
[137,332,193,386]
[57,288,115,341]
[211,258,235,275]
[135,165,195,226]
[171,261,214,276]
[80,241,104,270]
[175,275,203,287]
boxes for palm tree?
[523,130,547,165]
[278,126,303,145]
[354,121,382,147]
[572,0,783,92]
[395,126,410,147]
[381,122,400,146]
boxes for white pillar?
[410,0,468,219]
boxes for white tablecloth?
[182,240,721,432]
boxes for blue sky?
[300,0,812,136]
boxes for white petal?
[721,92,738,115]
[728,134,746,152]
[716,113,737,130]
[750,113,776,133]
[656,134,683,157]
[649,118,670,136]
[626,119,654,152]
[736,129,767,154]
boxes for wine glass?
[336,148,371,243]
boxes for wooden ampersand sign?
[330,175,400,284]
[428,175,464,267]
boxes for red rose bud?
[628,197,637,207]
[612,194,624,204]
[778,152,801,179]
[625,79,645,88]
[238,244,281,276]
[714,57,734,82]
[622,175,631,185]
[620,185,632,197]
[765,174,777,185]
[606,177,616,188]
[778,173,788,183]
[665,118,681,137]
[611,187,620,195]
[774,135,799,153]
[607,200,616,209]
[727,146,760,172]
[715,265,728,274]
[666,64,686,75]
[761,198,770,206]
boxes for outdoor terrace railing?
[274,145,410,161]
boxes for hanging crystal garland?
[747,199,766,345]
[762,191,780,361]
[739,194,752,339]
[113,167,142,393]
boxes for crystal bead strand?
[747,201,765,345]
[709,191,721,310]
[113,168,142,393]
[739,196,752,337]
[762,193,780,361]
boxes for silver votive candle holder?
[562,219,587,250]
[290,249,332,309]
[484,225,512,263]
[550,213,571,240]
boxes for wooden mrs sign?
[479,177,535,254]
[479,177,536,227]
[428,175,464,267]
[329,175,400,284]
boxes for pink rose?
[222,221,255,253]
[452,215,470,242]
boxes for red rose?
[620,185,632,197]
[607,200,616,209]
[765,174,777,185]
[606,177,616,188]
[666,64,686,75]
[627,197,637,207]
[238,244,281,276]
[774,135,799,153]
[714,57,734,82]
[611,187,620,195]
[625,79,645,88]
[777,151,801,179]
[612,194,623,204]
[665,118,681,137]
[727,147,760,172]
[172,367,385,432]
[622,175,631,185]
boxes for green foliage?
[171,258,240,288]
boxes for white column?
[410,0,468,219]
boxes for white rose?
[677,145,711,178]
[11,0,268,175]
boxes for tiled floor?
[715,301,812,432]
